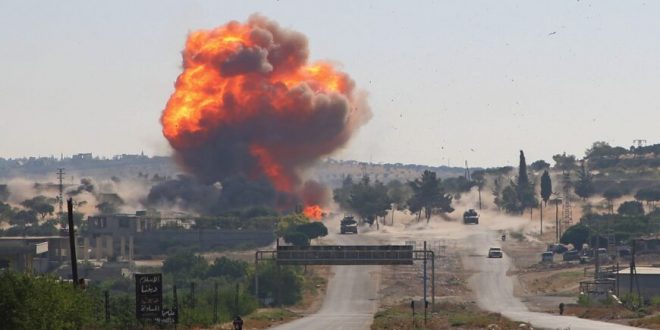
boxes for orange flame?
[160,15,370,212]
[303,205,324,220]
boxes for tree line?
[333,170,456,225]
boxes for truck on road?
[340,215,358,234]
[463,209,479,224]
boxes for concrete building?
[85,211,275,259]
[0,236,68,273]
[616,266,660,300]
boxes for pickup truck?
[487,247,503,258]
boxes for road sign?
[154,308,178,324]
[135,273,163,319]
[276,245,413,265]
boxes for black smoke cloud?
[146,175,282,215]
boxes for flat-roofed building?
[616,266,660,300]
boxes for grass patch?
[630,314,660,328]
[372,302,529,329]
[557,270,583,280]
[510,231,525,242]
[247,308,298,321]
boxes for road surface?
[270,215,641,330]
[269,234,381,330]
[463,228,640,329]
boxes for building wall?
[134,229,274,255]
[85,229,274,259]
[617,274,660,299]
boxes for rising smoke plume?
[160,15,371,217]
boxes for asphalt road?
[463,228,640,330]
[270,216,641,330]
[268,234,381,330]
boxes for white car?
[488,247,503,258]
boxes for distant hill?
[0,153,469,186]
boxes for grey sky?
[1,0,658,167]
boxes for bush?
[296,222,328,240]
[618,201,645,216]
[578,294,591,306]
[162,250,209,278]
[283,231,309,246]
[0,271,96,329]
[249,262,304,305]
[650,296,660,306]
[207,257,248,279]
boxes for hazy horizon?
[1,1,659,168]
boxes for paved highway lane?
[269,234,381,330]
[463,228,640,330]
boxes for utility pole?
[67,199,79,287]
[594,227,600,280]
[57,168,65,224]
[540,201,543,236]
[213,282,219,323]
[423,241,428,325]
[104,290,110,322]
[191,282,196,309]
[235,283,240,316]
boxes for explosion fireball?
[161,15,370,219]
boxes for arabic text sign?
[154,308,178,324]
[135,273,163,319]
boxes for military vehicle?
[340,215,358,234]
[463,209,479,224]
[487,247,503,258]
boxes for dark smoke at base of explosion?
[145,174,330,216]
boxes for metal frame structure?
[254,246,436,308]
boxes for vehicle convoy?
[487,247,503,258]
[340,215,358,234]
[463,209,479,224]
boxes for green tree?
[348,176,391,226]
[0,201,14,220]
[516,150,538,212]
[386,179,412,223]
[207,257,248,279]
[11,210,38,226]
[560,223,591,250]
[162,251,209,278]
[408,170,453,223]
[540,170,553,206]
[275,213,308,237]
[332,175,354,210]
[283,231,310,246]
[0,185,9,202]
[518,150,530,188]
[249,262,303,305]
[492,176,503,210]
[530,160,551,172]
[618,201,645,216]
[585,141,628,159]
[552,152,577,173]
[20,195,55,220]
[296,222,328,240]
[574,161,595,200]
[0,272,96,329]
[501,184,522,214]
[603,188,624,214]
[471,170,486,210]
[635,187,660,208]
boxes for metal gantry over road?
[255,243,437,313]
